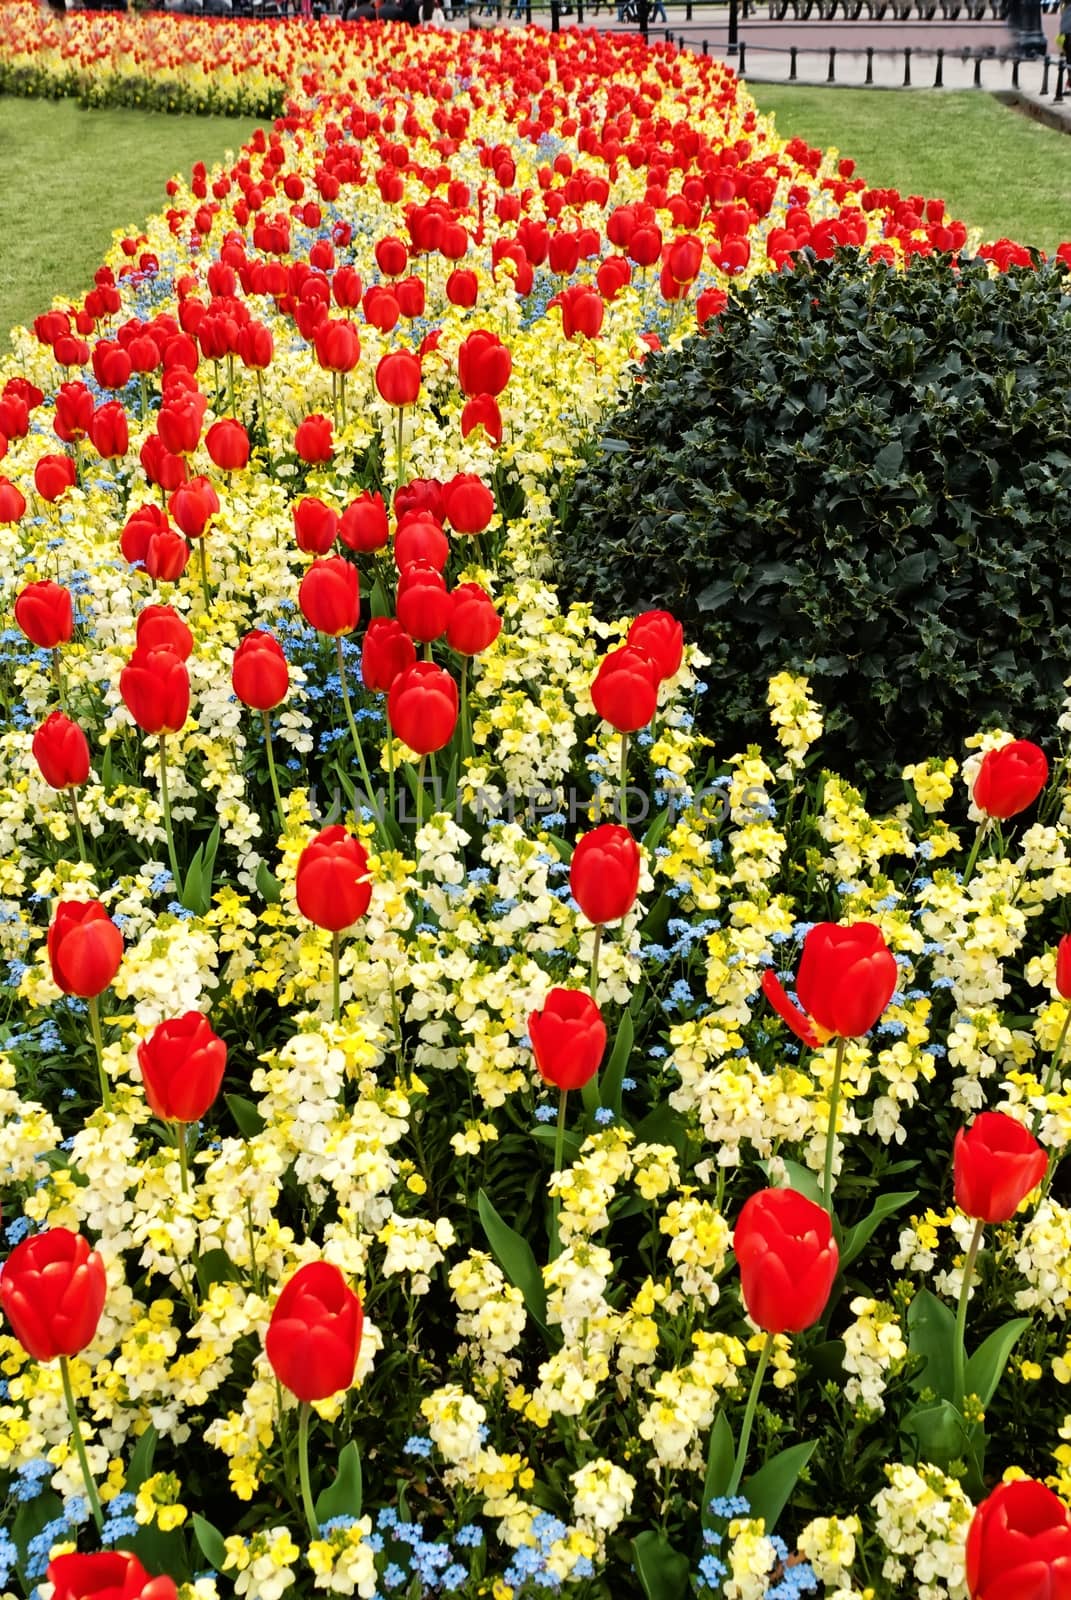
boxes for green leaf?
[757,1158,823,1207]
[965,1317,1031,1409]
[635,1101,690,1160]
[529,1125,583,1164]
[701,1410,735,1528]
[225,1093,265,1138]
[193,1514,228,1571]
[477,1188,552,1340]
[315,1441,363,1524]
[13,1492,64,1588]
[256,861,282,903]
[195,1247,242,1296]
[631,1529,690,1600]
[907,1288,958,1404]
[839,1190,918,1270]
[600,1010,635,1120]
[125,1423,158,1493]
[902,1398,969,1468]
[370,576,391,618]
[180,824,221,915]
[744,1439,817,1534]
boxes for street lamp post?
[728,0,739,52]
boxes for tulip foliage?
[3,11,1071,1600]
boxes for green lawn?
[751,87,1071,253]
[0,97,260,343]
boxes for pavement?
[473,2,1071,116]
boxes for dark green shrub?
[558,251,1071,780]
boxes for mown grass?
[752,86,1071,251]
[0,97,260,343]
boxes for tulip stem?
[87,994,112,1114]
[298,1402,320,1539]
[157,734,183,893]
[68,788,87,864]
[139,373,150,423]
[51,647,68,712]
[961,821,990,889]
[335,640,379,825]
[618,733,629,823]
[331,930,341,1023]
[1032,1005,1071,1137]
[59,1355,104,1533]
[339,371,347,433]
[197,539,212,614]
[589,925,603,1000]
[174,1122,190,1195]
[549,1087,568,1262]
[727,1329,774,1497]
[952,1217,986,1412]
[459,658,472,765]
[820,1036,847,1215]
[395,406,405,488]
[261,711,285,836]
[386,709,396,821]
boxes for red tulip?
[442,474,494,535]
[376,351,422,408]
[734,1187,839,1334]
[232,631,289,711]
[157,395,204,457]
[205,419,250,471]
[48,1550,178,1600]
[954,1111,1048,1224]
[395,478,445,524]
[460,393,502,447]
[15,581,74,649]
[140,433,188,493]
[299,557,360,638]
[295,826,373,931]
[446,269,479,309]
[388,662,458,755]
[314,319,361,374]
[88,402,129,460]
[570,824,641,926]
[597,256,632,301]
[396,276,425,319]
[458,330,511,398]
[138,1012,227,1123]
[0,1227,107,1361]
[34,454,77,502]
[446,583,501,656]
[529,988,607,1091]
[293,497,340,555]
[237,321,273,370]
[336,492,387,556]
[627,611,683,681]
[392,512,446,573]
[144,531,191,582]
[697,287,728,328]
[32,711,91,790]
[54,382,95,443]
[973,740,1048,821]
[966,1477,1071,1600]
[590,645,659,733]
[48,899,123,998]
[761,921,898,1048]
[265,1260,364,1403]
[558,285,604,340]
[0,479,26,524]
[362,617,417,694]
[119,647,190,735]
[396,563,451,644]
[136,605,193,661]
[363,286,401,334]
[375,235,409,277]
[1057,934,1071,1001]
[168,477,218,541]
[295,413,334,465]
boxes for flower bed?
[1,13,1071,1600]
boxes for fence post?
[865,43,874,81]
[702,35,709,50]
[790,42,798,75]
[550,0,559,28]
[1042,52,1051,93]
[827,43,837,77]
[934,46,943,83]
[903,44,911,83]
[686,0,692,16]
[728,0,739,50]
[973,50,982,84]
[639,0,648,39]
[1057,57,1066,99]
[1011,53,1020,85]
